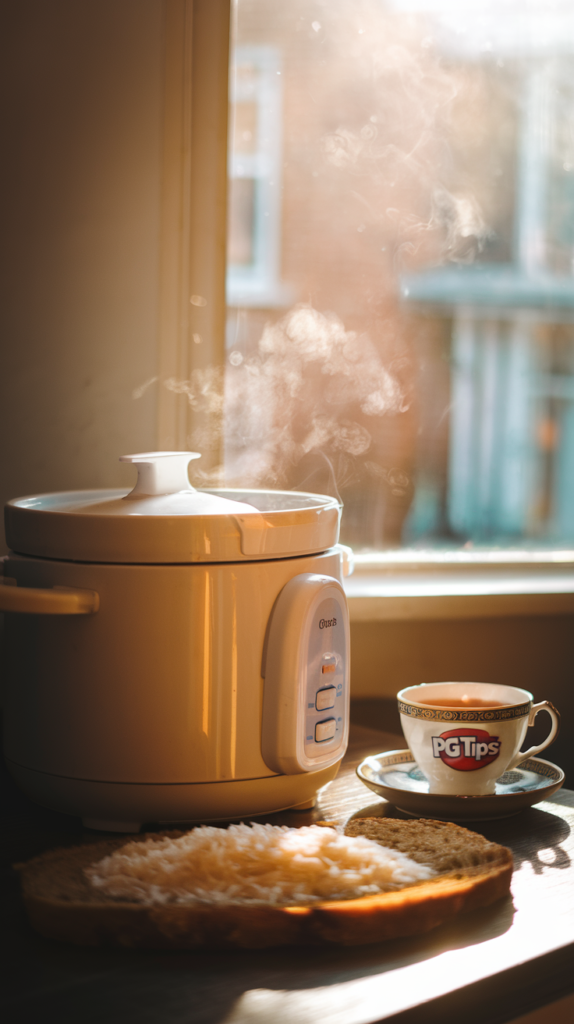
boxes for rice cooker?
[1,452,352,831]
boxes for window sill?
[226,280,296,309]
[344,551,574,621]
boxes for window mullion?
[157,0,231,472]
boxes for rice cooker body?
[2,457,351,830]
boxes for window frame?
[157,0,230,465]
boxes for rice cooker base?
[3,548,347,831]
[7,760,340,832]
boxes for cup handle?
[507,701,560,770]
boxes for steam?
[430,186,490,263]
[323,117,490,265]
[320,23,492,268]
[132,305,408,494]
[163,367,224,417]
[131,2,496,536]
[132,376,158,400]
[223,304,407,489]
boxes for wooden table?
[2,716,574,1024]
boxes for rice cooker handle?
[0,578,99,615]
[261,573,350,775]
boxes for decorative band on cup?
[397,699,532,723]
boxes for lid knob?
[120,452,201,497]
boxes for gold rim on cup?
[397,685,532,724]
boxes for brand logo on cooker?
[319,617,337,629]
[431,729,501,772]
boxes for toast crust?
[17,819,513,949]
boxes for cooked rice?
[85,823,436,907]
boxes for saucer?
[356,749,565,821]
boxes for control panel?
[261,574,349,774]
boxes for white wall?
[0,0,163,552]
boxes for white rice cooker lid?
[5,452,342,563]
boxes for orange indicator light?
[322,664,336,674]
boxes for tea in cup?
[397,682,560,796]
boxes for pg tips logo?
[431,728,501,772]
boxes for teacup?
[397,682,560,796]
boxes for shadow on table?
[3,819,517,1024]
[3,893,516,1024]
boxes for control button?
[316,687,336,711]
[315,718,336,743]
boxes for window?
[223,0,574,555]
[227,46,294,307]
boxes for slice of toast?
[16,819,512,949]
